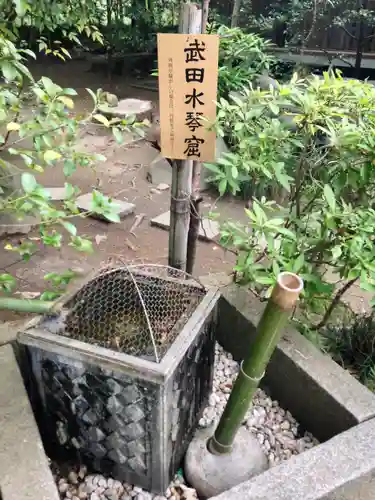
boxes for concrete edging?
[211,417,375,500]
[0,343,59,500]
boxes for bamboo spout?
[0,297,53,314]
[208,272,303,455]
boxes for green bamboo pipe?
[208,272,304,455]
[0,297,53,314]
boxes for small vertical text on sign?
[157,33,219,162]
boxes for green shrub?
[322,313,375,391]
[207,71,375,329]
[214,25,276,99]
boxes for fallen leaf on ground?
[95,234,107,245]
[125,238,138,251]
[15,291,41,299]
[129,213,145,237]
[156,183,170,191]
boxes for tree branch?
[312,276,359,330]
[339,25,358,40]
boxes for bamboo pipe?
[208,272,304,455]
[0,297,53,314]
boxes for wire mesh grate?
[39,264,206,363]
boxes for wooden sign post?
[158,34,219,162]
[157,5,219,271]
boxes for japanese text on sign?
[157,33,219,162]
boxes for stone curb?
[0,344,59,500]
[211,417,375,500]
[0,320,27,347]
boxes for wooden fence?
[245,0,375,53]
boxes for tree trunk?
[186,0,210,275]
[231,0,241,27]
[354,0,368,78]
[202,0,210,32]
[168,3,202,271]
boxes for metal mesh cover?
[40,265,206,363]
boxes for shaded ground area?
[0,57,371,320]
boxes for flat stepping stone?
[76,193,135,221]
[151,211,220,241]
[45,187,67,201]
[98,98,153,121]
[0,213,39,237]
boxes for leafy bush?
[213,25,275,99]
[208,71,375,328]
[322,313,375,391]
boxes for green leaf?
[267,218,284,226]
[86,87,97,103]
[63,88,77,96]
[63,159,76,176]
[0,273,16,292]
[359,280,375,293]
[204,163,222,174]
[219,178,228,195]
[21,172,37,193]
[269,103,279,115]
[13,0,28,16]
[1,62,19,81]
[44,150,62,162]
[272,260,280,277]
[41,76,59,97]
[93,114,110,127]
[103,211,121,223]
[292,254,304,273]
[274,163,291,192]
[324,184,336,212]
[57,96,74,109]
[255,275,274,285]
[6,122,20,131]
[112,127,123,144]
[277,227,296,240]
[70,237,93,253]
[332,246,342,260]
[40,291,61,301]
[61,221,77,236]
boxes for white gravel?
[54,344,318,500]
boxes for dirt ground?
[0,57,371,321]
[0,58,244,321]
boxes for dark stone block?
[18,281,219,494]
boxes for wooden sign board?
[157,33,219,162]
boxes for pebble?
[68,472,79,485]
[59,483,69,494]
[54,345,318,500]
[137,493,153,500]
[105,488,119,500]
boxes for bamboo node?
[240,362,265,382]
